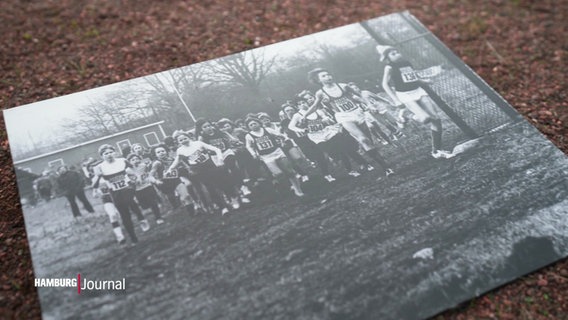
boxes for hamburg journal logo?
[35,274,126,294]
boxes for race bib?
[307,120,325,133]
[399,66,419,83]
[334,97,357,112]
[163,168,178,179]
[256,136,275,151]
[107,175,128,191]
[187,150,209,165]
[137,172,150,187]
[416,65,442,78]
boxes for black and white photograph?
[4,11,568,320]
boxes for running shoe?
[348,171,361,177]
[140,219,150,232]
[431,150,455,159]
[292,187,305,197]
[117,234,126,245]
[324,175,336,182]
[240,185,252,196]
[231,197,240,210]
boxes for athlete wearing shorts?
[245,117,304,197]
[304,68,394,176]
[93,144,142,244]
[377,45,454,159]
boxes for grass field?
[24,121,568,320]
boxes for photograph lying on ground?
[4,11,568,320]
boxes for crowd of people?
[33,45,456,246]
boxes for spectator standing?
[57,165,95,218]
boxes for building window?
[143,132,160,147]
[116,139,132,155]
[48,158,64,169]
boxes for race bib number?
[163,168,178,179]
[256,136,275,151]
[188,150,209,165]
[111,180,127,190]
[400,66,419,83]
[416,65,442,78]
[137,172,150,186]
[334,97,357,112]
[307,120,325,133]
[107,176,128,191]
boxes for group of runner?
[78,45,455,245]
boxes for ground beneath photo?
[26,121,568,320]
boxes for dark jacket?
[57,170,86,195]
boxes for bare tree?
[142,65,213,128]
[58,87,156,144]
[205,50,277,94]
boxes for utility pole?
[172,85,196,123]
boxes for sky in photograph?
[4,78,154,151]
[4,21,373,157]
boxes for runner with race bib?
[304,68,395,178]
[150,144,195,215]
[197,119,250,208]
[245,117,305,197]
[167,130,234,216]
[92,144,142,245]
[281,103,335,182]
[127,153,164,225]
[290,94,373,178]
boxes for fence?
[360,12,522,142]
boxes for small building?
[13,121,167,175]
